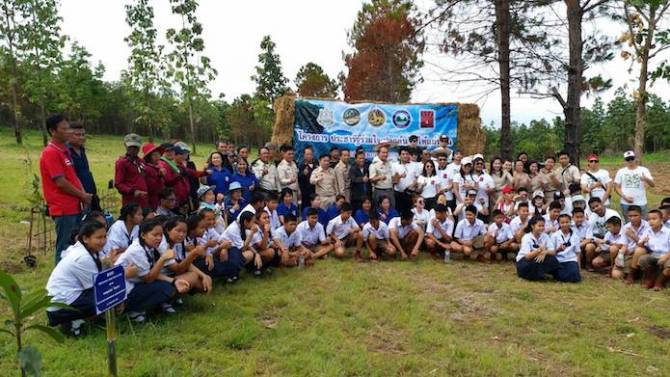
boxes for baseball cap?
[196,185,215,198]
[173,146,188,155]
[571,194,585,203]
[174,141,191,153]
[502,185,513,194]
[467,189,478,196]
[439,134,448,140]
[624,150,635,159]
[228,181,242,191]
[408,135,418,142]
[554,191,565,200]
[123,133,142,148]
[472,153,484,162]
[587,153,599,161]
[461,156,473,165]
[532,190,545,198]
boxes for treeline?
[483,90,670,159]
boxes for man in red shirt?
[114,134,149,209]
[39,114,92,264]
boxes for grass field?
[1,127,670,376]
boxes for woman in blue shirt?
[301,193,329,228]
[377,195,399,225]
[231,158,258,203]
[354,198,373,226]
[205,152,233,198]
[277,188,298,224]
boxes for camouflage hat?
[174,141,191,153]
[123,133,142,148]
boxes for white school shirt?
[236,204,257,221]
[453,174,477,202]
[603,231,629,254]
[473,172,494,208]
[426,216,454,240]
[550,230,580,263]
[514,200,535,215]
[104,220,139,255]
[326,215,360,240]
[542,214,560,234]
[296,221,326,246]
[388,217,421,238]
[589,209,622,238]
[614,166,653,206]
[393,162,418,192]
[456,202,483,222]
[509,216,530,235]
[46,242,100,306]
[664,219,670,230]
[581,169,611,204]
[446,162,461,180]
[645,227,670,258]
[412,208,431,230]
[265,206,281,231]
[199,227,221,256]
[272,226,301,249]
[571,221,594,241]
[436,166,454,200]
[158,236,187,262]
[622,220,651,251]
[115,239,171,293]
[454,218,486,241]
[220,221,246,249]
[517,232,550,262]
[363,221,390,240]
[417,175,439,198]
[487,222,514,244]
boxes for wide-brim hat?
[142,143,163,160]
[196,185,215,198]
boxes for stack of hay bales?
[270,95,486,155]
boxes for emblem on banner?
[420,110,435,128]
[368,108,386,127]
[392,110,411,129]
[317,108,335,127]
[343,108,360,126]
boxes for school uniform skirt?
[516,256,560,281]
[47,289,96,326]
[126,281,175,312]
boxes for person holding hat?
[141,143,166,210]
[580,153,611,207]
[614,150,655,219]
[431,134,453,162]
[115,133,149,209]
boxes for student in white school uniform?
[411,195,431,231]
[264,192,281,232]
[620,205,651,282]
[542,201,562,234]
[510,202,531,246]
[326,202,364,260]
[450,205,486,259]
[115,219,190,323]
[220,211,265,279]
[46,222,107,336]
[237,192,265,222]
[633,210,670,290]
[549,214,582,282]
[591,216,628,272]
[513,187,535,216]
[253,210,280,271]
[297,208,334,259]
[515,216,560,281]
[273,213,310,266]
[196,208,234,280]
[363,211,395,261]
[424,204,454,259]
[105,203,143,257]
[570,207,596,269]
[386,211,422,261]
[484,210,516,261]
[453,190,486,222]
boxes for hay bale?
[270,95,486,155]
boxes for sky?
[58,0,669,128]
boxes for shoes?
[127,311,146,323]
[161,303,177,315]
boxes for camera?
[563,241,571,247]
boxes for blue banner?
[293,99,458,161]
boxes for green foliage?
[251,35,289,102]
[295,62,338,98]
[0,270,66,376]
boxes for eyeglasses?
[438,158,446,161]
[589,160,599,163]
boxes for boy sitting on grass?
[389,210,424,260]
[592,216,628,272]
[272,214,310,267]
[543,201,562,234]
[297,208,334,259]
[451,205,486,260]
[363,211,395,261]
[635,210,670,290]
[621,205,650,283]
[425,204,454,259]
[326,202,364,260]
[484,209,515,261]
[570,207,595,269]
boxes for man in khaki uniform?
[369,145,395,208]
[334,149,351,203]
[539,156,561,200]
[277,144,299,203]
[310,154,339,210]
[558,150,581,195]
[252,147,280,198]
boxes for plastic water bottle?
[298,255,305,269]
[444,250,450,264]
[615,249,625,269]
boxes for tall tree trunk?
[564,0,583,166]
[495,0,512,160]
[40,102,47,146]
[633,6,655,163]
[3,0,22,144]
[187,95,196,153]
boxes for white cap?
[532,190,545,198]
[461,156,473,165]
[624,150,635,159]
[572,194,585,203]
[472,153,484,162]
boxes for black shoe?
[253,269,263,278]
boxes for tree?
[616,0,670,161]
[0,0,25,143]
[166,0,217,154]
[19,0,66,146]
[342,0,424,102]
[125,0,169,136]
[295,62,338,98]
[251,35,289,103]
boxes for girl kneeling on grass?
[516,216,560,281]
[549,214,582,282]
[115,219,191,322]
[253,210,281,272]
[220,211,264,279]
[46,222,107,336]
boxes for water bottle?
[298,255,305,269]
[444,250,450,263]
[615,249,625,269]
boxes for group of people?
[39,114,670,337]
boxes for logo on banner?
[342,108,361,126]
[420,110,435,128]
[317,108,335,127]
[392,110,411,129]
[368,108,386,127]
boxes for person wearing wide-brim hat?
[224,181,246,224]
[141,143,166,210]
[115,133,149,209]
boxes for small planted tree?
[1,271,66,377]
